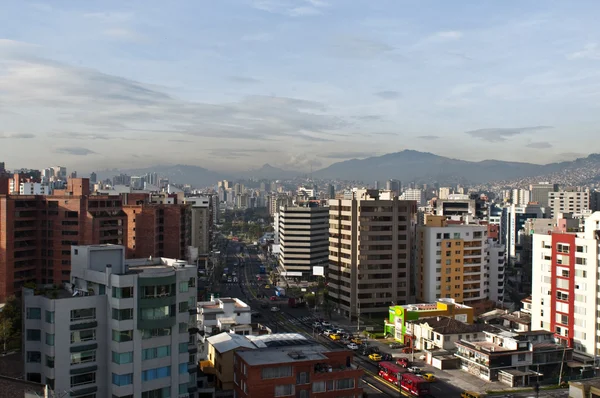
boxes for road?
[213,242,567,398]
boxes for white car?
[407,367,422,374]
[312,322,322,328]
[270,306,280,312]
[322,329,333,336]
[321,321,331,327]
[347,343,359,350]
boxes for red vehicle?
[378,361,404,385]
[399,373,429,397]
[270,296,277,301]
[396,358,410,368]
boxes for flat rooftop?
[458,340,512,352]
[237,344,328,366]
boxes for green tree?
[304,293,316,309]
[0,296,22,350]
[0,318,12,353]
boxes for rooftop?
[458,340,512,353]
[246,333,310,348]
[206,333,256,353]
[410,316,497,335]
[236,344,329,366]
[0,376,45,398]
[399,298,472,312]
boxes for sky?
[1,0,600,173]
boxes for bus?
[399,373,429,397]
[378,361,404,385]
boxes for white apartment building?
[500,203,545,264]
[401,188,425,206]
[417,217,505,312]
[328,189,416,318]
[438,187,451,200]
[511,189,531,206]
[278,204,329,278]
[548,190,590,218]
[19,182,52,195]
[532,212,600,358]
[23,245,198,398]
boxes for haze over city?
[2,0,600,172]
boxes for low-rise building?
[406,316,496,351]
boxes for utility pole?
[558,345,567,386]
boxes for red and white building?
[532,212,600,358]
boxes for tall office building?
[400,188,425,206]
[530,182,558,214]
[511,189,531,206]
[23,245,198,397]
[548,190,590,217]
[416,216,505,313]
[328,184,336,200]
[500,203,545,265]
[278,203,329,278]
[531,212,600,357]
[185,196,214,258]
[0,178,126,301]
[438,187,451,200]
[89,172,97,184]
[386,180,401,196]
[328,189,416,318]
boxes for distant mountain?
[313,150,600,184]
[239,164,298,180]
[96,164,227,188]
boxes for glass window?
[179,383,188,394]
[45,332,55,346]
[112,329,133,342]
[70,372,96,387]
[274,385,294,397]
[141,328,171,339]
[336,378,355,390]
[178,302,189,313]
[140,306,172,320]
[112,308,134,321]
[45,311,55,324]
[179,323,187,333]
[141,387,171,398]
[142,345,171,361]
[71,329,95,343]
[141,284,175,299]
[112,286,133,299]
[71,350,96,365]
[26,351,41,363]
[112,351,134,364]
[312,381,325,393]
[26,329,41,341]
[188,278,196,288]
[112,373,133,386]
[179,363,188,374]
[26,308,41,319]
[142,366,171,382]
[46,355,54,368]
[179,342,188,353]
[179,281,189,293]
[261,366,293,379]
[71,308,95,321]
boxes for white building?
[511,189,531,206]
[401,188,425,206]
[548,190,590,218]
[406,316,494,351]
[532,212,600,358]
[500,203,545,264]
[23,245,198,398]
[438,187,451,200]
[13,182,52,195]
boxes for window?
[140,306,173,320]
[178,302,189,313]
[453,233,461,239]
[71,308,95,321]
[141,387,170,398]
[142,366,171,381]
[141,328,172,339]
[179,383,188,395]
[71,350,96,365]
[112,351,133,364]
[557,244,570,254]
[26,308,41,319]
[112,286,133,299]
[45,311,54,324]
[112,308,134,321]
[179,281,189,293]
[112,373,133,386]
[141,284,175,299]
[179,322,188,333]
[179,363,188,374]
[336,378,355,390]
[46,355,54,368]
[27,351,41,363]
[312,381,326,393]
[517,353,526,361]
[71,372,96,387]
[112,329,133,342]
[71,329,95,343]
[262,366,293,379]
[297,372,310,384]
[26,329,41,341]
[45,332,54,346]
[274,385,294,397]
[142,345,171,360]
[188,278,196,288]
[556,291,569,301]
[179,342,188,353]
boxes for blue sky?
[1,0,600,172]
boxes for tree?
[304,293,316,309]
[0,296,22,351]
[0,318,12,353]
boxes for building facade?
[328,189,416,318]
[23,244,198,398]
[500,203,544,265]
[278,204,329,278]
[548,190,590,218]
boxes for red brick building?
[233,345,363,398]
[0,178,126,300]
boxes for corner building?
[328,189,416,318]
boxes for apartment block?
[417,216,505,313]
[278,203,329,278]
[401,188,425,206]
[185,196,214,259]
[529,182,559,214]
[328,189,416,318]
[500,203,545,265]
[23,245,198,398]
[0,178,126,301]
[548,190,590,217]
[531,212,600,360]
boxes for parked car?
[407,367,422,374]
[251,311,262,318]
[396,358,410,368]
[270,306,280,312]
[335,329,346,335]
[270,296,277,301]
[368,353,382,362]
[422,373,436,382]
[389,342,403,349]
[264,285,270,288]
[347,343,359,350]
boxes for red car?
[396,358,410,368]
[270,296,277,301]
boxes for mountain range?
[95,150,600,187]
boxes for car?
[329,334,341,341]
[396,358,410,368]
[322,329,333,336]
[227,277,232,283]
[351,338,363,345]
[461,391,485,398]
[270,296,277,301]
[368,353,382,361]
[422,373,435,382]
[321,321,331,327]
[270,306,280,312]
[312,322,322,328]
[347,343,359,350]
[381,353,393,361]
[389,342,403,349]
[260,302,269,309]
[264,284,270,288]
[407,367,422,374]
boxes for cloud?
[0,132,35,139]
[465,126,553,142]
[432,31,463,41]
[251,0,327,17]
[323,151,377,159]
[83,11,133,23]
[168,139,194,143]
[417,135,440,140]
[55,147,97,156]
[330,36,394,59]
[51,132,111,140]
[374,90,401,100]
[567,43,600,60]
[275,153,323,170]
[229,76,261,84]
[103,28,143,41]
[241,33,271,42]
[526,141,553,149]
[354,115,382,121]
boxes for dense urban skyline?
[2,1,600,172]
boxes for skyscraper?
[529,182,558,214]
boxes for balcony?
[199,360,215,375]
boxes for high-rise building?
[278,203,329,278]
[500,203,545,265]
[438,187,451,200]
[529,182,558,214]
[548,190,590,217]
[328,184,336,200]
[511,189,531,206]
[386,179,401,196]
[400,188,425,206]
[22,244,198,397]
[89,172,97,184]
[328,189,416,318]
[591,191,600,212]
[531,212,600,357]
[416,216,505,313]
[0,178,126,301]
[185,196,213,259]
